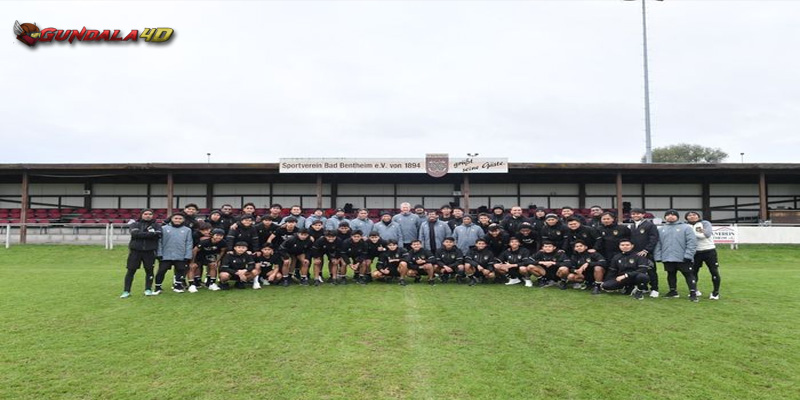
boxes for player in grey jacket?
[374,212,404,245]
[654,209,699,301]
[325,208,350,231]
[452,215,484,253]
[418,211,452,252]
[686,211,721,300]
[349,209,375,235]
[154,213,194,294]
[392,202,420,248]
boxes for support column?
[83,183,92,209]
[578,183,586,209]
[759,172,768,222]
[702,182,711,221]
[166,173,174,217]
[462,175,471,213]
[20,171,29,244]
[206,183,214,211]
[315,174,323,209]
[616,172,623,223]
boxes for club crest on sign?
[425,153,449,178]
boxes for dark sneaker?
[455,275,463,284]
[428,278,436,286]
[591,285,601,295]
[441,274,450,284]
[633,289,644,300]
[398,279,407,286]
[300,278,309,286]
[414,276,422,283]
[559,280,568,290]
[281,279,290,287]
[665,290,679,298]
[689,292,699,302]
[622,286,634,296]
[468,276,477,286]
[234,281,246,289]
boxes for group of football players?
[121,201,721,302]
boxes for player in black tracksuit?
[483,225,510,257]
[218,242,258,289]
[406,239,436,284]
[339,231,369,284]
[539,214,569,251]
[225,215,259,252]
[310,231,342,286]
[279,229,314,286]
[373,240,410,285]
[530,241,568,286]
[495,237,535,286]
[256,216,278,249]
[500,207,529,236]
[254,244,283,285]
[190,229,227,290]
[561,240,607,293]
[464,238,497,285]
[628,208,660,294]
[564,217,601,257]
[267,219,299,250]
[121,209,162,297]
[435,237,465,283]
[596,212,631,262]
[515,222,540,254]
[602,239,653,299]
[363,232,387,283]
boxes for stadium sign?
[279,155,508,176]
[713,225,738,244]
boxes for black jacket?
[565,225,601,255]
[596,223,632,260]
[531,250,567,267]
[194,238,227,262]
[628,219,659,254]
[340,238,368,262]
[279,235,313,256]
[407,248,435,266]
[498,247,532,266]
[539,223,569,250]
[607,251,652,277]
[483,231,510,257]
[501,215,529,236]
[465,247,497,268]
[566,251,606,270]
[220,252,255,271]
[128,219,162,251]
[377,247,409,269]
[435,246,464,267]
[311,237,342,258]
[226,225,259,251]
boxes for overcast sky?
[1,0,798,164]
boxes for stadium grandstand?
[1,162,799,243]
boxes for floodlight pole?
[641,0,654,164]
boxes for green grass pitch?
[1,245,798,399]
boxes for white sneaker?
[709,293,719,300]
[252,280,262,290]
[524,279,533,287]
[688,291,702,297]
[172,287,185,293]
[208,283,220,291]
[188,285,198,293]
[649,290,660,298]
[505,278,522,285]
[260,277,272,286]
[572,283,583,290]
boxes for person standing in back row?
[629,208,660,298]
[393,202,421,249]
[685,211,721,300]
[655,209,699,302]
[120,209,162,298]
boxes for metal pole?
[616,172,624,222]
[20,171,29,244]
[316,174,323,209]
[5,224,10,248]
[110,223,115,250]
[463,174,470,213]
[166,173,174,217]
[642,0,653,164]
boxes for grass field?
[1,245,798,399]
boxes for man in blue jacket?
[655,209,699,302]
[452,214,484,253]
[154,213,194,294]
